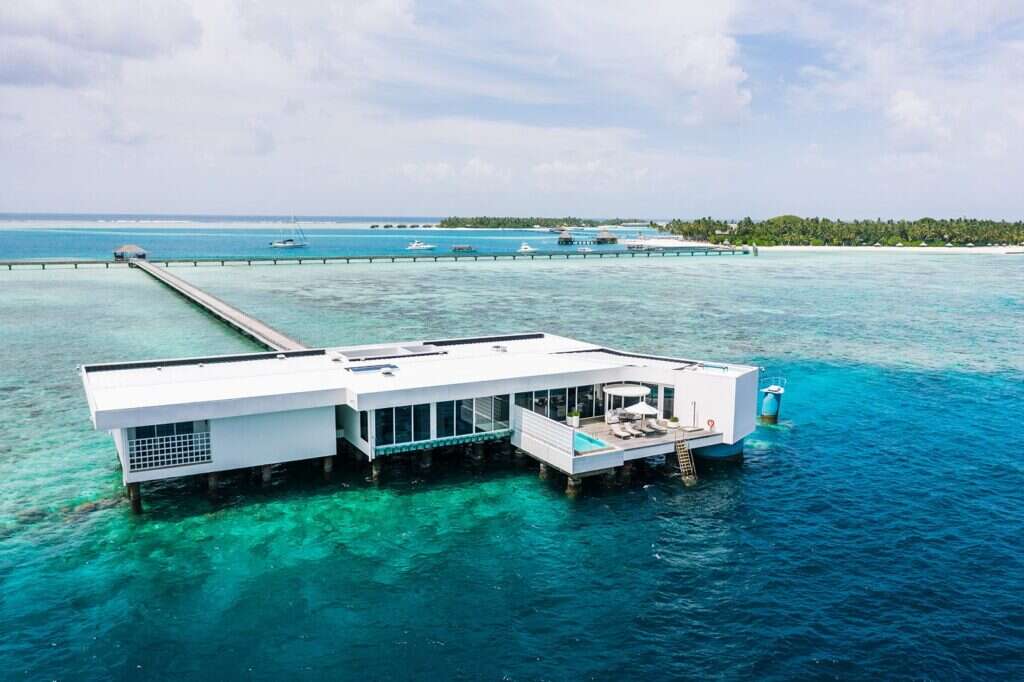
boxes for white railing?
[127,431,211,472]
[511,406,624,475]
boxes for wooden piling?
[127,483,143,514]
[566,475,582,498]
[538,462,551,481]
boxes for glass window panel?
[515,392,532,409]
[360,411,369,441]
[175,421,194,435]
[413,404,431,441]
[567,388,576,414]
[663,387,675,419]
[456,399,474,435]
[375,408,394,446]
[576,385,595,418]
[394,405,412,443]
[436,401,455,438]
[156,423,175,437]
[532,390,548,416]
[135,425,155,439]
[475,396,494,433]
[494,394,510,429]
[549,388,566,420]
[594,384,605,415]
[643,383,658,407]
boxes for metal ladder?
[675,437,698,487]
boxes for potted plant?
[667,416,679,429]
[567,409,581,428]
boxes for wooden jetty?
[130,260,306,352]
[0,246,748,270]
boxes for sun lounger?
[634,421,656,435]
[646,419,668,434]
[610,424,633,439]
[623,422,645,437]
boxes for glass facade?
[456,399,474,435]
[359,410,368,441]
[394,405,412,443]
[436,401,455,438]
[515,392,532,409]
[475,396,494,433]
[662,387,674,419]
[375,408,394,446]
[494,394,510,429]
[532,390,548,416]
[643,383,658,407]
[576,385,595,418]
[413,403,430,441]
[549,388,567,420]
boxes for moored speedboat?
[406,239,436,250]
[577,246,593,253]
[517,242,536,253]
[270,219,309,248]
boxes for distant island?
[659,215,1024,247]
[439,216,647,229]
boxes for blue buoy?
[760,380,786,424]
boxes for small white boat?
[270,219,309,248]
[406,239,436,250]
[577,246,593,253]
[517,242,536,253]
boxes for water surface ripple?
[0,252,1021,679]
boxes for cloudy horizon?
[2,1,1023,219]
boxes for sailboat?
[270,218,309,248]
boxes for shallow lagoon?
[1,252,1022,679]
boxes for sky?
[2,1,1024,219]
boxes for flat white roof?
[81,332,757,428]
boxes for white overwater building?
[81,332,759,501]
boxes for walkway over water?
[130,259,306,352]
[0,245,749,269]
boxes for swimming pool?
[574,431,610,453]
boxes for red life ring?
[707,419,715,429]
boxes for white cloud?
[885,90,951,147]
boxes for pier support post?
[618,462,633,486]
[469,442,486,468]
[371,458,383,484]
[323,456,334,482]
[419,450,433,472]
[538,462,551,481]
[261,464,272,487]
[207,472,219,496]
[602,471,617,489]
[127,483,143,514]
[513,447,528,466]
[566,476,583,498]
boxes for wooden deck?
[130,260,306,352]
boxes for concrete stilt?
[618,462,634,486]
[127,483,142,514]
[207,472,219,496]
[470,442,486,467]
[371,458,382,484]
[261,464,272,487]
[419,450,433,472]
[538,462,551,481]
[323,455,334,481]
[602,471,618,489]
[566,476,583,498]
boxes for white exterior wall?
[671,367,759,444]
[124,406,336,483]
[338,405,371,458]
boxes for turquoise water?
[0,217,650,261]
[574,431,610,453]
[1,251,1022,678]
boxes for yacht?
[517,242,537,253]
[577,246,593,253]
[406,240,436,250]
[270,220,309,248]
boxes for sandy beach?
[757,244,1022,255]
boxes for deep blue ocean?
[0,218,1022,679]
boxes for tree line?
[439,216,641,229]
[660,215,1024,246]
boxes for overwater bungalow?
[113,244,147,261]
[80,333,758,501]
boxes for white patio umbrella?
[623,401,658,417]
